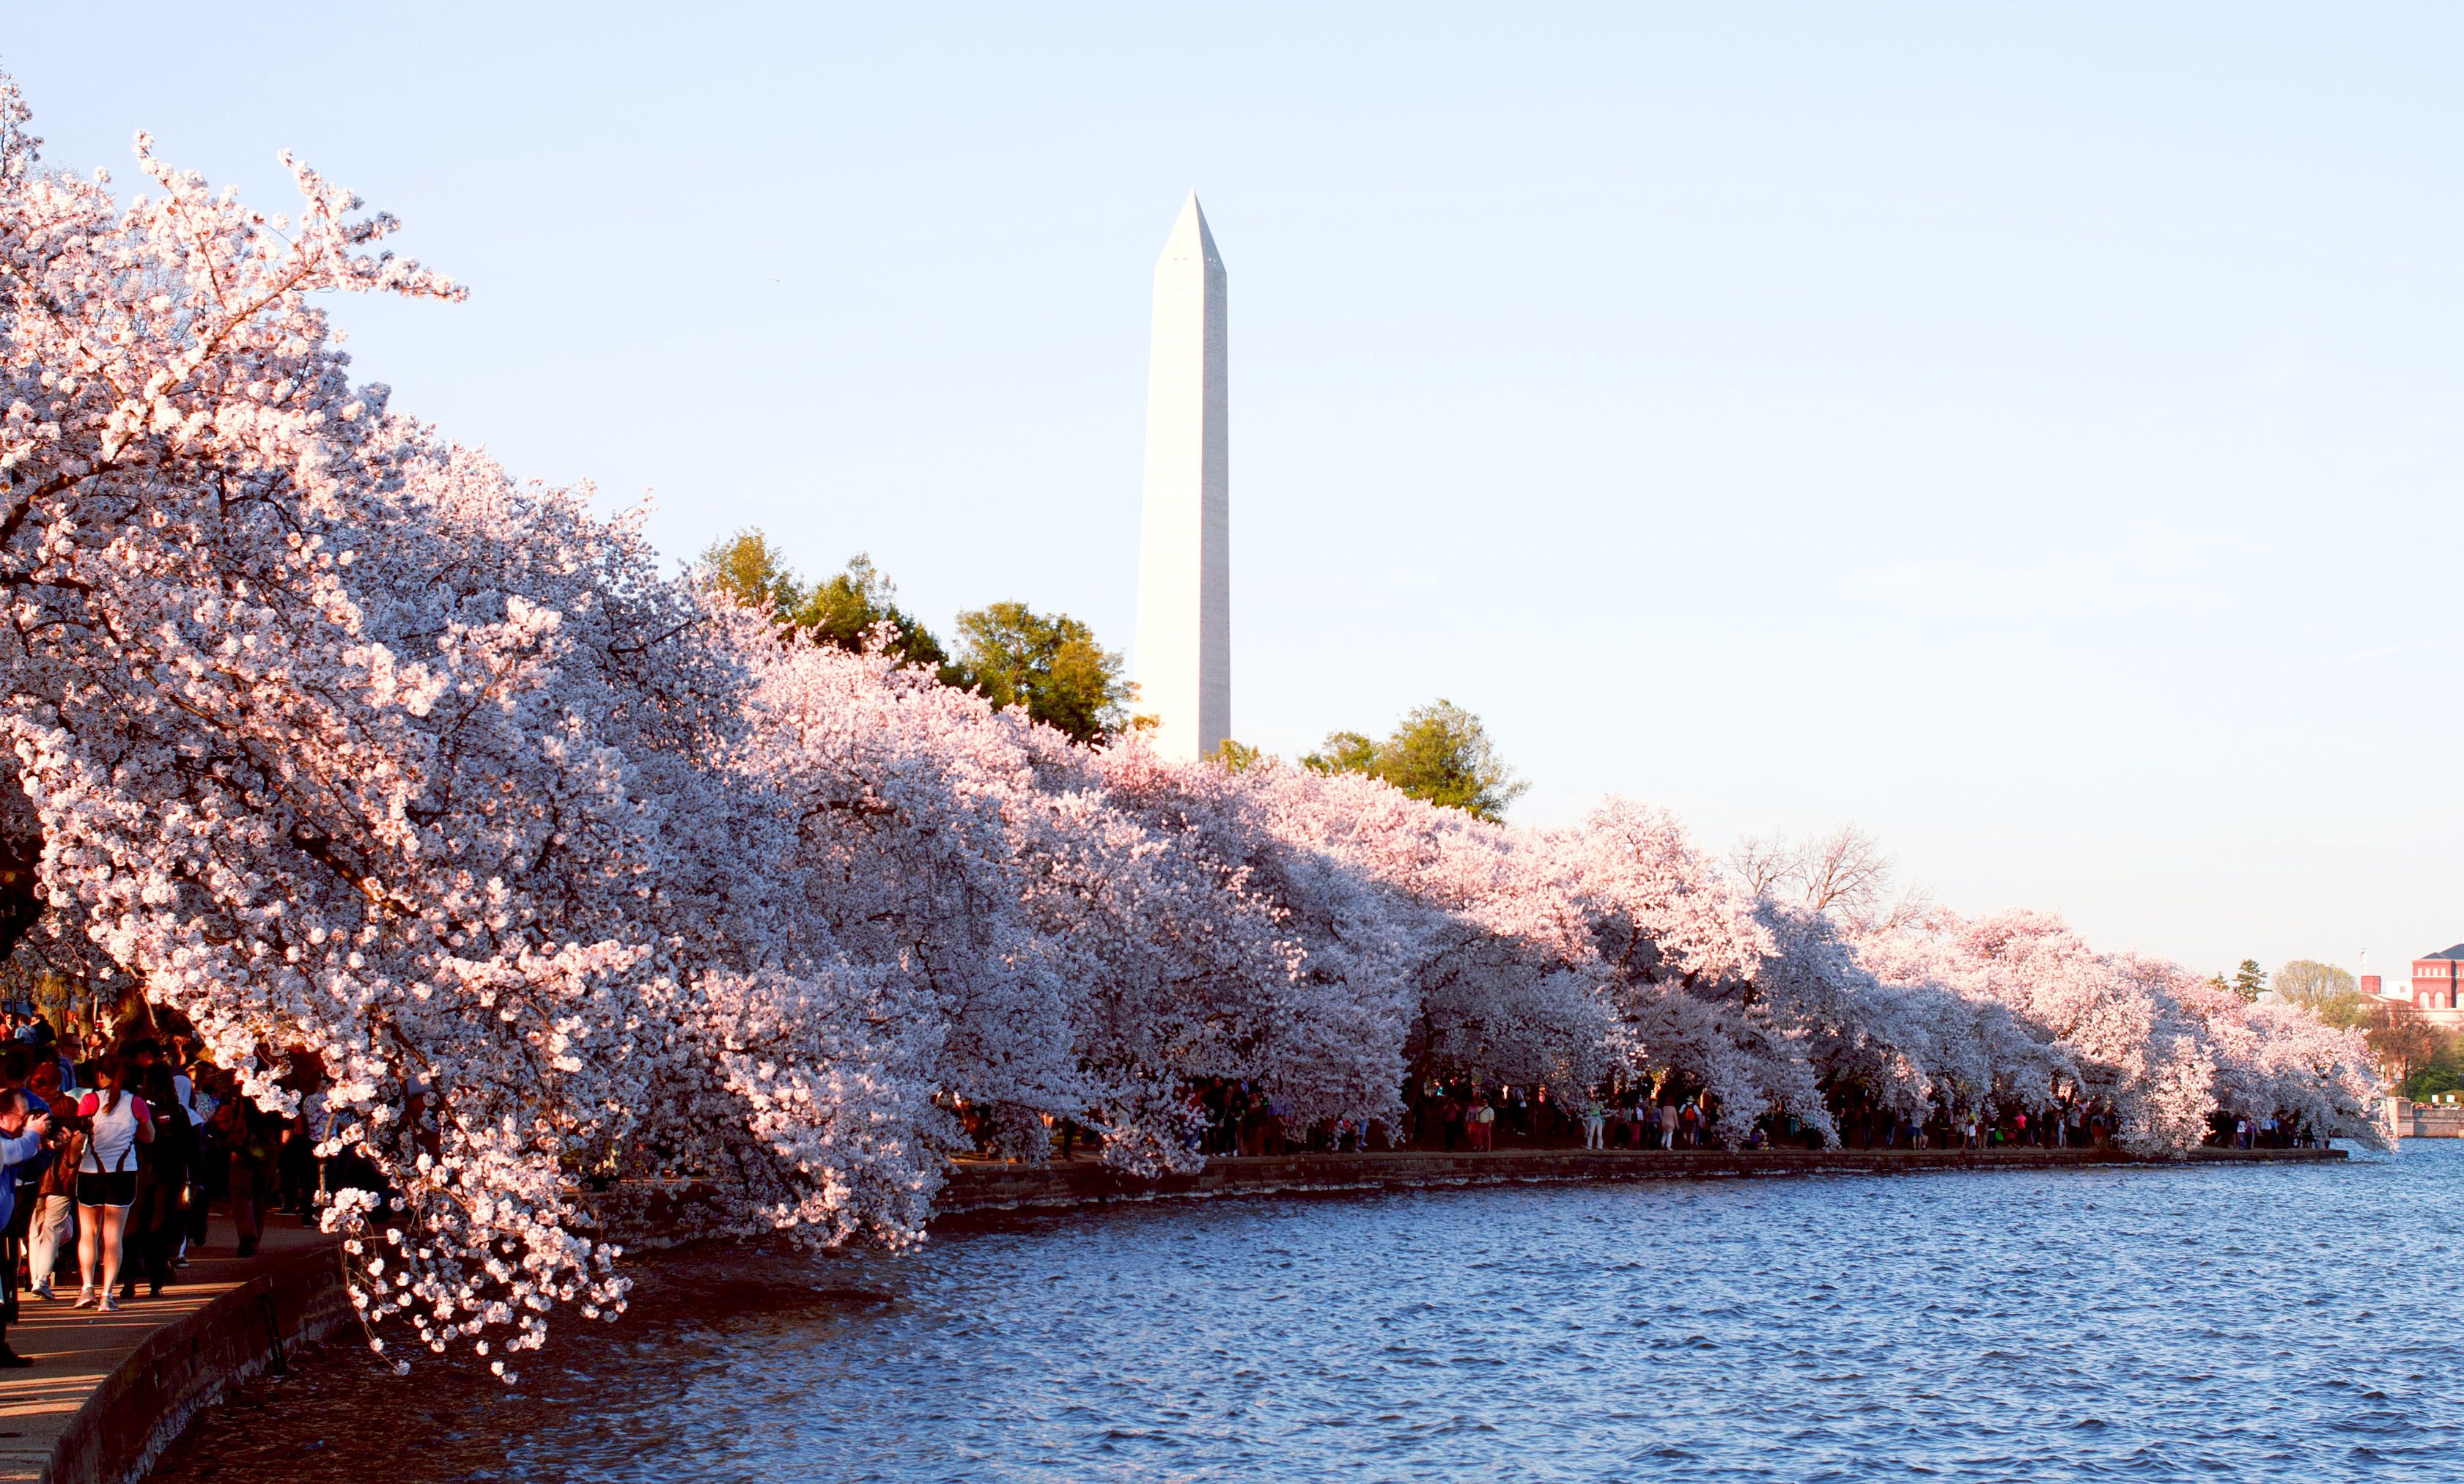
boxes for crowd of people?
[0,1009,372,1368]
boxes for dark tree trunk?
[0,775,42,964]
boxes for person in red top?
[71,1055,153,1313]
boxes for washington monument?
[1134,193,1230,762]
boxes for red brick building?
[2410,946,2464,1028]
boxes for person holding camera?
[0,1088,54,1365]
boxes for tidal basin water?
[152,1142,2463,1483]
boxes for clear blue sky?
[11,4,2463,981]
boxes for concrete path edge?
[45,1246,349,1484]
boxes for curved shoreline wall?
[936,1144,2348,1217]
[49,1246,350,1484]
[75,1147,2344,1482]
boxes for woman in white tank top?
[79,1090,143,1178]
[71,1055,152,1313]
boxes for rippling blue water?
[150,1143,2464,1483]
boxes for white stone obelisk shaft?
[1135,193,1230,762]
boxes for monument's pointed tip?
[1162,190,1221,268]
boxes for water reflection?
[150,1144,2462,1483]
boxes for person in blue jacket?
[0,1088,54,1366]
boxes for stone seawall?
[51,1243,349,1484]
[2394,1099,2464,1137]
[938,1145,2346,1217]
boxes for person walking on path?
[1657,1101,1678,1150]
[1582,1095,1607,1151]
[178,1051,221,1263]
[124,1062,192,1300]
[212,1079,279,1258]
[71,1055,153,1313]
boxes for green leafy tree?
[697,531,948,670]
[2400,1033,2464,1101]
[698,528,804,617]
[1305,699,1528,821]
[693,531,1137,739]
[789,553,948,670]
[2229,959,2268,1003]
[1307,731,1376,775]
[947,601,1135,744]
[1211,739,1269,773]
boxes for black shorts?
[75,1172,136,1208]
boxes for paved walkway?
[0,1217,331,1483]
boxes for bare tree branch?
[1727,832,1799,899]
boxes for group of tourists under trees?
[0,998,375,1367]
[0,71,2387,1378]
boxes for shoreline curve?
[934,1144,2348,1218]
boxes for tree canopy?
[696,533,1130,742]
[792,553,948,671]
[2364,1001,2445,1083]
[698,534,948,671]
[699,528,804,619]
[946,601,1137,744]
[2400,1032,2464,1101]
[1305,700,1527,821]
[2275,959,2367,1028]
